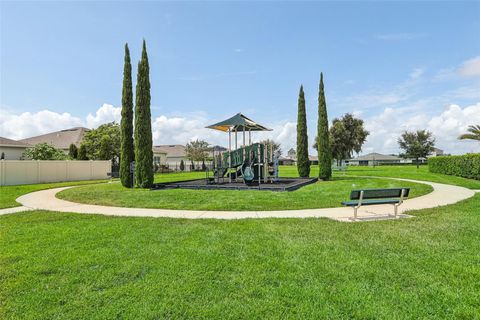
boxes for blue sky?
[1,1,479,154]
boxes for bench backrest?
[349,188,410,200]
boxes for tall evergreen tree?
[120,43,134,187]
[317,73,332,180]
[134,40,154,188]
[296,85,310,177]
[78,144,88,160]
[68,143,78,159]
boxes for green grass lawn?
[0,180,109,209]
[343,165,480,189]
[154,171,205,183]
[57,176,432,211]
[1,193,479,319]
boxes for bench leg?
[394,204,398,218]
[354,206,358,220]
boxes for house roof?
[209,145,227,152]
[19,127,90,150]
[206,113,272,132]
[153,145,186,158]
[0,137,31,148]
[348,153,401,161]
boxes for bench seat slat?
[341,199,401,207]
[349,188,410,200]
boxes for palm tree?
[458,125,480,142]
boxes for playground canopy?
[206,113,272,132]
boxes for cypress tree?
[296,85,310,177]
[134,40,154,188]
[317,73,332,180]
[120,43,134,188]
[68,143,78,159]
[78,144,88,160]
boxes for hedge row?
[428,154,480,180]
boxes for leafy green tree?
[315,113,369,165]
[120,43,135,187]
[78,144,88,160]
[1,152,4,160]
[202,159,207,171]
[259,139,282,156]
[296,85,310,177]
[398,130,435,168]
[179,159,185,171]
[68,143,78,159]
[317,73,332,180]
[458,125,480,142]
[22,143,67,160]
[81,122,120,163]
[134,40,154,188]
[186,140,210,162]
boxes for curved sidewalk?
[15,178,476,222]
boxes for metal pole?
[243,129,245,147]
[264,143,267,183]
[249,129,251,145]
[235,128,238,150]
[257,144,261,188]
[229,129,232,183]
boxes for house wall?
[0,160,111,186]
[0,146,27,160]
[153,153,167,166]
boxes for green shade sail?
[206,113,272,132]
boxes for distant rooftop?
[0,137,31,147]
[19,127,90,149]
[348,153,401,161]
[153,144,186,157]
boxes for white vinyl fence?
[0,160,112,186]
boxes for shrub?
[429,154,480,180]
[22,143,67,160]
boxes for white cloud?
[409,68,424,80]
[2,100,478,156]
[151,114,223,146]
[363,103,480,155]
[150,114,298,155]
[434,56,480,80]
[0,109,83,140]
[458,56,480,77]
[86,103,121,128]
[375,32,427,41]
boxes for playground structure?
[206,113,278,186]
[152,113,316,191]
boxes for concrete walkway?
[13,177,476,222]
[0,206,34,216]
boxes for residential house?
[345,153,401,166]
[0,137,31,160]
[429,148,444,157]
[152,145,188,170]
[19,127,90,153]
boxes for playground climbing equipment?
[206,113,279,186]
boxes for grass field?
[1,193,479,319]
[57,175,432,211]
[341,165,480,189]
[0,180,109,209]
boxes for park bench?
[342,188,410,220]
